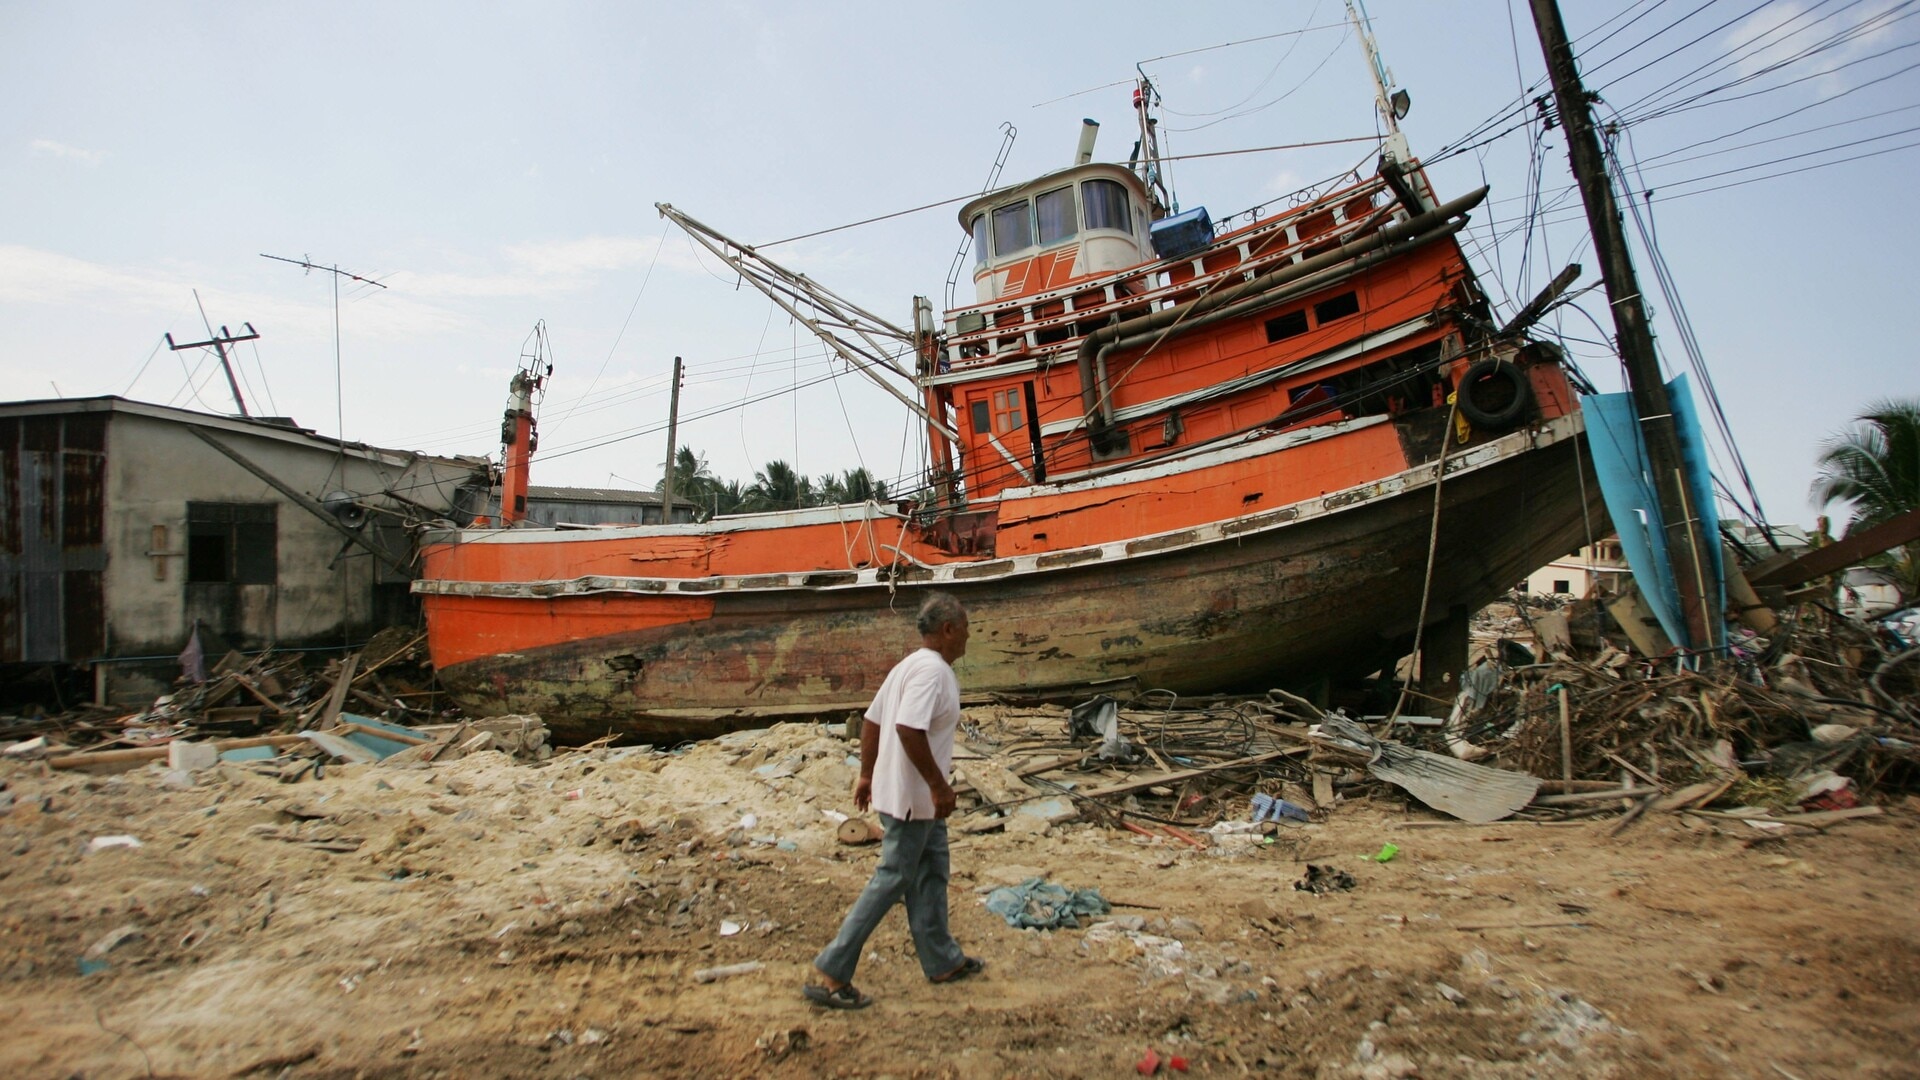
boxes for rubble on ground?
[0,597,1916,1075]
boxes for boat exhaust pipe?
[1075,119,1099,165]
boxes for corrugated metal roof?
[526,485,662,504]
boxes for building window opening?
[1553,579,1572,594]
[187,503,277,585]
[1036,187,1077,246]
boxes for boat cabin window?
[1035,186,1077,246]
[992,202,1034,257]
[971,214,989,266]
[1315,291,1360,323]
[971,399,991,434]
[1082,178,1130,231]
[992,387,1025,433]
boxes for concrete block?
[168,741,219,772]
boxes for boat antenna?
[943,121,1018,311]
[1130,68,1174,215]
[1345,0,1413,166]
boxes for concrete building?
[0,397,489,704]
[523,485,698,527]
[1520,538,1629,598]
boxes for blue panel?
[1585,391,1685,648]
[1585,378,1725,654]
[1667,374,1727,650]
[1150,207,1213,260]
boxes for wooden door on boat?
[962,380,1041,496]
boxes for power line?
[1606,0,1861,118]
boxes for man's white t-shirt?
[865,647,961,821]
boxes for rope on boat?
[1389,387,1466,724]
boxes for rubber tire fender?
[1456,358,1533,431]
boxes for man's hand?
[932,778,957,820]
[853,775,873,812]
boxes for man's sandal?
[803,983,874,1010]
[932,956,985,984]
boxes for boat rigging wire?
[1153,1,1327,119]
[556,222,669,428]
[1162,27,1352,134]
[1389,388,1465,723]
[755,136,1383,249]
[1140,20,1352,67]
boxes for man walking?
[804,591,985,1009]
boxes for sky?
[3,1,1915,530]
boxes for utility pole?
[1530,0,1714,653]
[166,318,260,418]
[660,356,683,525]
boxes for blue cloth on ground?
[984,877,1111,929]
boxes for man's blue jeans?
[813,813,964,983]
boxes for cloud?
[0,244,466,343]
[395,234,690,300]
[27,138,108,165]
[0,245,181,309]
[1729,0,1905,98]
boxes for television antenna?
[259,253,388,439]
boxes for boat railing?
[940,176,1398,374]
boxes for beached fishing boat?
[415,22,1601,741]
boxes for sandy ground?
[1,717,1916,1080]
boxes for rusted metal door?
[0,414,105,664]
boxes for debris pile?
[0,629,550,781]
[918,601,1917,842]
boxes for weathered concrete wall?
[102,413,481,657]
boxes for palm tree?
[839,466,887,504]
[660,446,717,521]
[744,459,810,511]
[813,467,889,506]
[710,479,746,518]
[1812,397,1920,600]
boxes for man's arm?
[853,718,880,811]
[896,725,956,819]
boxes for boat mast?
[1528,0,1714,652]
[497,364,542,526]
[1346,0,1428,212]
[1129,71,1172,216]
